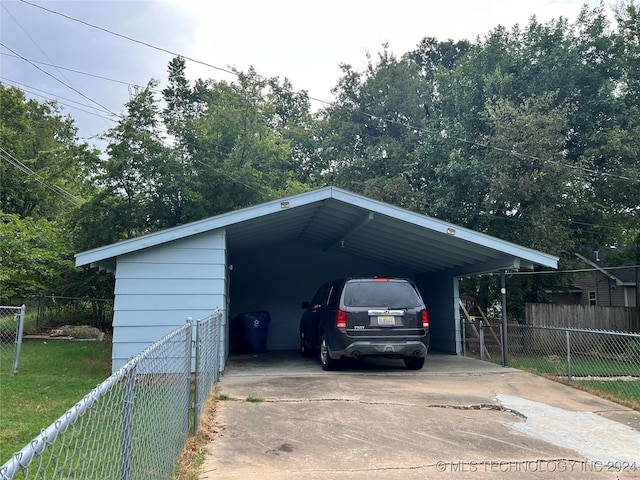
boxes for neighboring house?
[551,250,637,308]
[75,186,558,372]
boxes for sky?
[0,0,611,153]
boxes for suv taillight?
[336,310,347,330]
[421,309,429,329]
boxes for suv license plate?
[377,316,395,326]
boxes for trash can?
[239,311,270,354]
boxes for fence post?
[462,321,467,357]
[479,323,485,361]
[500,270,509,367]
[566,329,572,383]
[184,317,193,437]
[37,295,45,330]
[193,319,202,435]
[120,366,136,480]
[12,305,26,375]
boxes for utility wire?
[18,0,237,77]
[16,0,330,104]
[0,42,121,119]
[0,146,83,206]
[15,0,638,185]
[0,52,153,90]
[1,78,116,119]
[508,265,640,275]
[10,0,639,198]
[1,2,112,128]
[349,108,640,184]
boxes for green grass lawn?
[502,354,640,410]
[0,338,112,462]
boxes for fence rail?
[0,305,25,375]
[1,310,223,480]
[463,322,640,409]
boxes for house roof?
[75,186,558,276]
[576,253,637,286]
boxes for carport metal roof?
[75,186,558,275]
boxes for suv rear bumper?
[328,339,429,359]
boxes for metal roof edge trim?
[75,185,558,270]
[329,188,559,269]
[75,187,335,267]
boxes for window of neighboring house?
[588,291,597,306]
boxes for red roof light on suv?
[373,278,389,282]
[336,310,347,330]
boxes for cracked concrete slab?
[199,352,640,479]
[496,394,640,464]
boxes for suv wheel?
[300,330,313,357]
[320,333,340,371]
[404,356,425,370]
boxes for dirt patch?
[48,325,106,340]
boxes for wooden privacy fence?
[525,303,640,332]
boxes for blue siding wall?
[416,274,460,354]
[111,230,226,371]
[228,240,416,351]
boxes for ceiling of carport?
[225,193,557,277]
[76,187,558,276]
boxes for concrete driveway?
[199,352,640,479]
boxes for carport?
[75,186,558,372]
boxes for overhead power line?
[19,0,237,77]
[0,78,116,120]
[11,0,639,192]
[0,146,83,206]
[0,52,151,89]
[1,2,111,128]
[508,264,640,275]
[351,109,640,184]
[15,0,331,105]
[0,42,121,119]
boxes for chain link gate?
[193,310,222,434]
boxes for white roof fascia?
[75,185,558,270]
[75,187,334,267]
[330,189,559,269]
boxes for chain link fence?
[1,310,223,480]
[0,305,25,375]
[194,312,222,434]
[34,295,113,333]
[463,322,640,409]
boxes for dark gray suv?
[299,278,429,370]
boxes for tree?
[315,47,432,210]
[0,85,96,220]
[191,68,309,215]
[482,94,579,255]
[0,213,74,300]
[79,81,168,241]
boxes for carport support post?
[500,270,509,367]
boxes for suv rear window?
[342,280,423,308]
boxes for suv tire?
[320,333,340,371]
[404,356,425,370]
[300,330,313,357]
